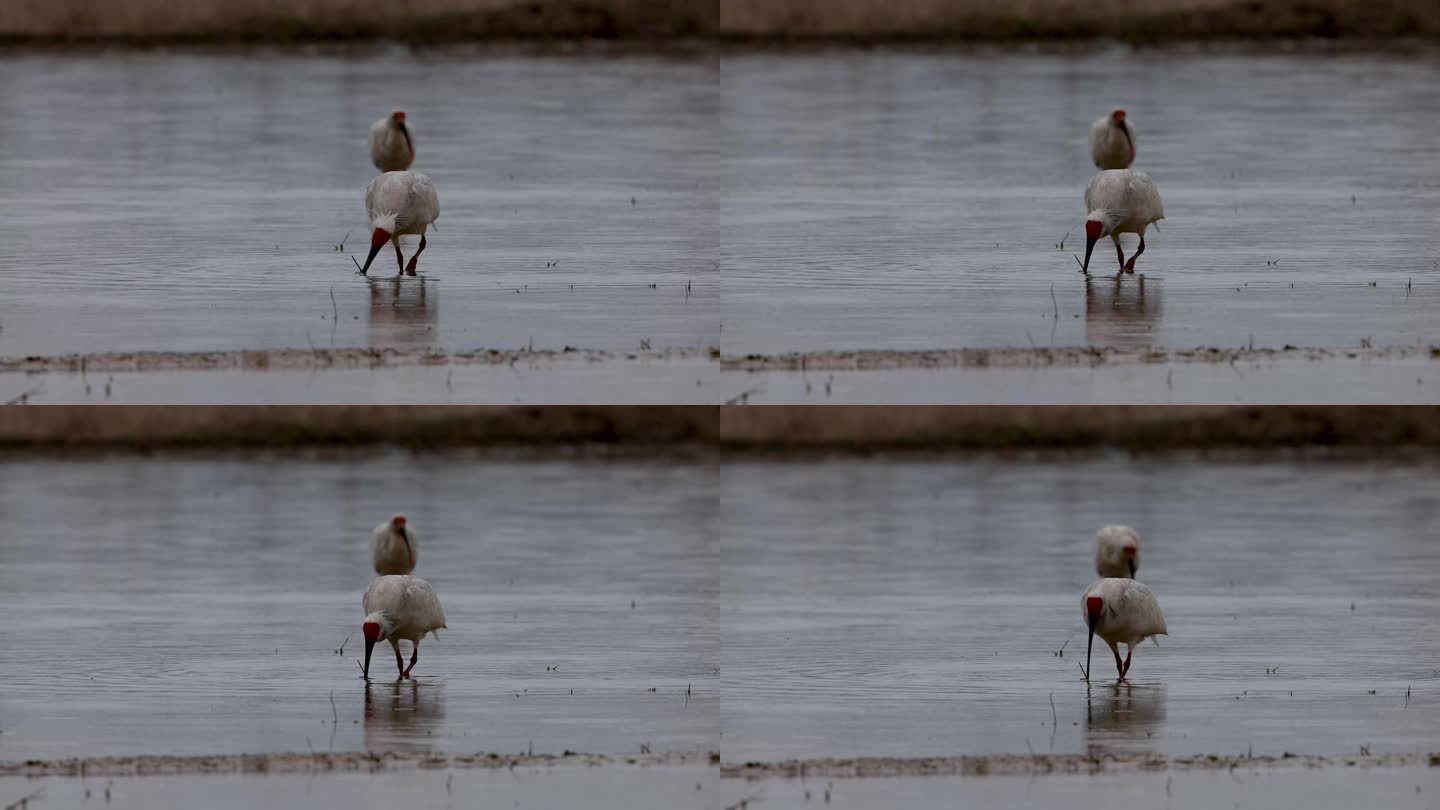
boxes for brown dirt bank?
[722,752,1440,779]
[719,0,1440,41]
[0,346,714,375]
[0,0,713,43]
[723,345,1440,372]
[0,406,717,450]
[720,406,1440,451]
[0,750,716,778]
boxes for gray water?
[721,454,1440,761]
[1,764,719,810]
[720,767,1439,810]
[0,451,718,759]
[720,47,1440,354]
[0,48,718,357]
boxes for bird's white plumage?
[366,171,440,238]
[1089,110,1136,170]
[1085,170,1164,238]
[369,112,415,173]
[1093,525,1142,579]
[363,575,447,644]
[1084,577,1167,650]
[371,515,417,576]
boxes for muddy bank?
[720,406,1440,450]
[0,405,717,449]
[722,752,1440,778]
[719,0,1440,40]
[0,0,714,43]
[0,346,714,375]
[723,346,1440,373]
[0,750,715,778]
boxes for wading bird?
[1083,578,1167,682]
[369,110,415,172]
[1093,525,1141,579]
[372,513,417,576]
[1089,109,1135,170]
[361,171,440,276]
[362,575,447,680]
[1081,169,1164,275]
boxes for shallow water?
[734,356,1440,404]
[721,454,1440,761]
[1,764,718,810]
[720,766,1439,810]
[720,47,1440,354]
[1,355,719,404]
[0,452,718,759]
[0,48,718,357]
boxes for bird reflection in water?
[1084,682,1167,758]
[367,276,439,350]
[1084,274,1162,351]
[363,679,445,753]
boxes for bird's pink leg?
[1122,647,1133,678]
[1123,239,1146,273]
[394,646,406,679]
[393,240,405,277]
[1114,241,1125,273]
[402,643,419,677]
[404,235,427,276]
[1113,646,1126,681]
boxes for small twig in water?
[1050,284,1058,319]
[351,255,364,273]
[3,788,44,810]
[1073,255,1086,274]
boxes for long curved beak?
[1128,558,1137,578]
[363,637,376,679]
[1082,235,1098,274]
[1085,613,1098,682]
[399,124,414,159]
[400,531,413,567]
[360,240,385,275]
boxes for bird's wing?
[1121,580,1167,636]
[367,173,411,220]
[409,174,440,225]
[406,577,447,631]
[1129,172,1165,222]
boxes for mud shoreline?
[722,752,1440,779]
[0,750,716,778]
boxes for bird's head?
[1081,211,1120,273]
[390,514,413,566]
[390,111,414,159]
[360,213,400,275]
[1110,109,1127,127]
[361,611,398,679]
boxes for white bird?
[369,110,415,173]
[1093,525,1141,579]
[1089,108,1136,170]
[1081,169,1164,275]
[371,513,417,576]
[361,171,440,276]
[1083,578,1167,682]
[362,575,448,680]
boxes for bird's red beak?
[360,228,389,275]
[362,621,380,679]
[1084,596,1103,681]
[1082,220,1103,274]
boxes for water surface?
[0,451,718,759]
[721,48,1440,354]
[722,454,1440,760]
[0,48,718,357]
